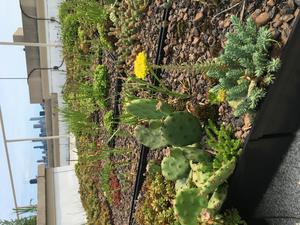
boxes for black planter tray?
[224,14,300,225]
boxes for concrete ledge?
[37,164,46,225]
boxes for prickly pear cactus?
[200,159,236,196]
[178,146,211,162]
[175,188,208,225]
[161,111,203,146]
[192,169,212,188]
[208,184,228,212]
[175,178,190,194]
[125,98,173,120]
[161,151,190,181]
[134,125,167,149]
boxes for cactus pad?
[208,184,228,212]
[161,111,202,146]
[175,178,190,194]
[161,152,190,181]
[125,99,173,120]
[134,125,167,150]
[192,169,212,188]
[175,188,208,225]
[178,146,212,162]
[200,159,236,196]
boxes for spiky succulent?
[207,16,280,116]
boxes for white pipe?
[0,108,20,220]
[0,41,62,48]
[6,135,69,143]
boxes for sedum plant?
[206,16,280,116]
[135,163,178,225]
[205,120,241,170]
[92,64,108,109]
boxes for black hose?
[128,3,171,224]
[19,0,60,24]
[27,58,65,80]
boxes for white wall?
[53,166,86,225]
[43,0,69,166]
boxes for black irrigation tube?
[128,3,172,225]
[107,52,124,148]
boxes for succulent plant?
[200,159,236,196]
[208,184,228,212]
[205,120,241,170]
[178,146,211,162]
[174,188,208,225]
[125,98,173,120]
[134,125,167,150]
[161,111,203,146]
[192,168,212,188]
[175,178,190,194]
[161,150,190,181]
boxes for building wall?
[42,0,69,166]
[21,0,44,103]
[50,166,87,225]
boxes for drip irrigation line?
[19,0,60,24]
[128,3,171,225]
[27,58,65,80]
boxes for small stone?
[255,12,271,26]
[193,11,204,22]
[288,0,295,9]
[251,9,262,19]
[295,8,300,17]
[235,130,243,139]
[183,13,188,21]
[282,14,295,22]
[269,6,276,19]
[273,19,283,27]
[163,45,170,55]
[243,113,252,130]
[191,27,200,36]
[267,0,275,7]
[223,18,231,28]
[192,37,200,45]
[281,22,290,30]
[295,0,300,7]
[280,5,295,15]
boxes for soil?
[100,1,299,224]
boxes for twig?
[212,1,242,20]
[239,0,246,21]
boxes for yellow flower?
[134,51,148,79]
[217,89,226,102]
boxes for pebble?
[251,9,262,19]
[269,6,276,19]
[192,37,200,45]
[295,8,300,17]
[273,19,283,28]
[267,0,275,7]
[282,14,294,22]
[255,12,271,26]
[288,0,295,9]
[223,20,231,28]
[280,5,295,15]
[194,11,204,22]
